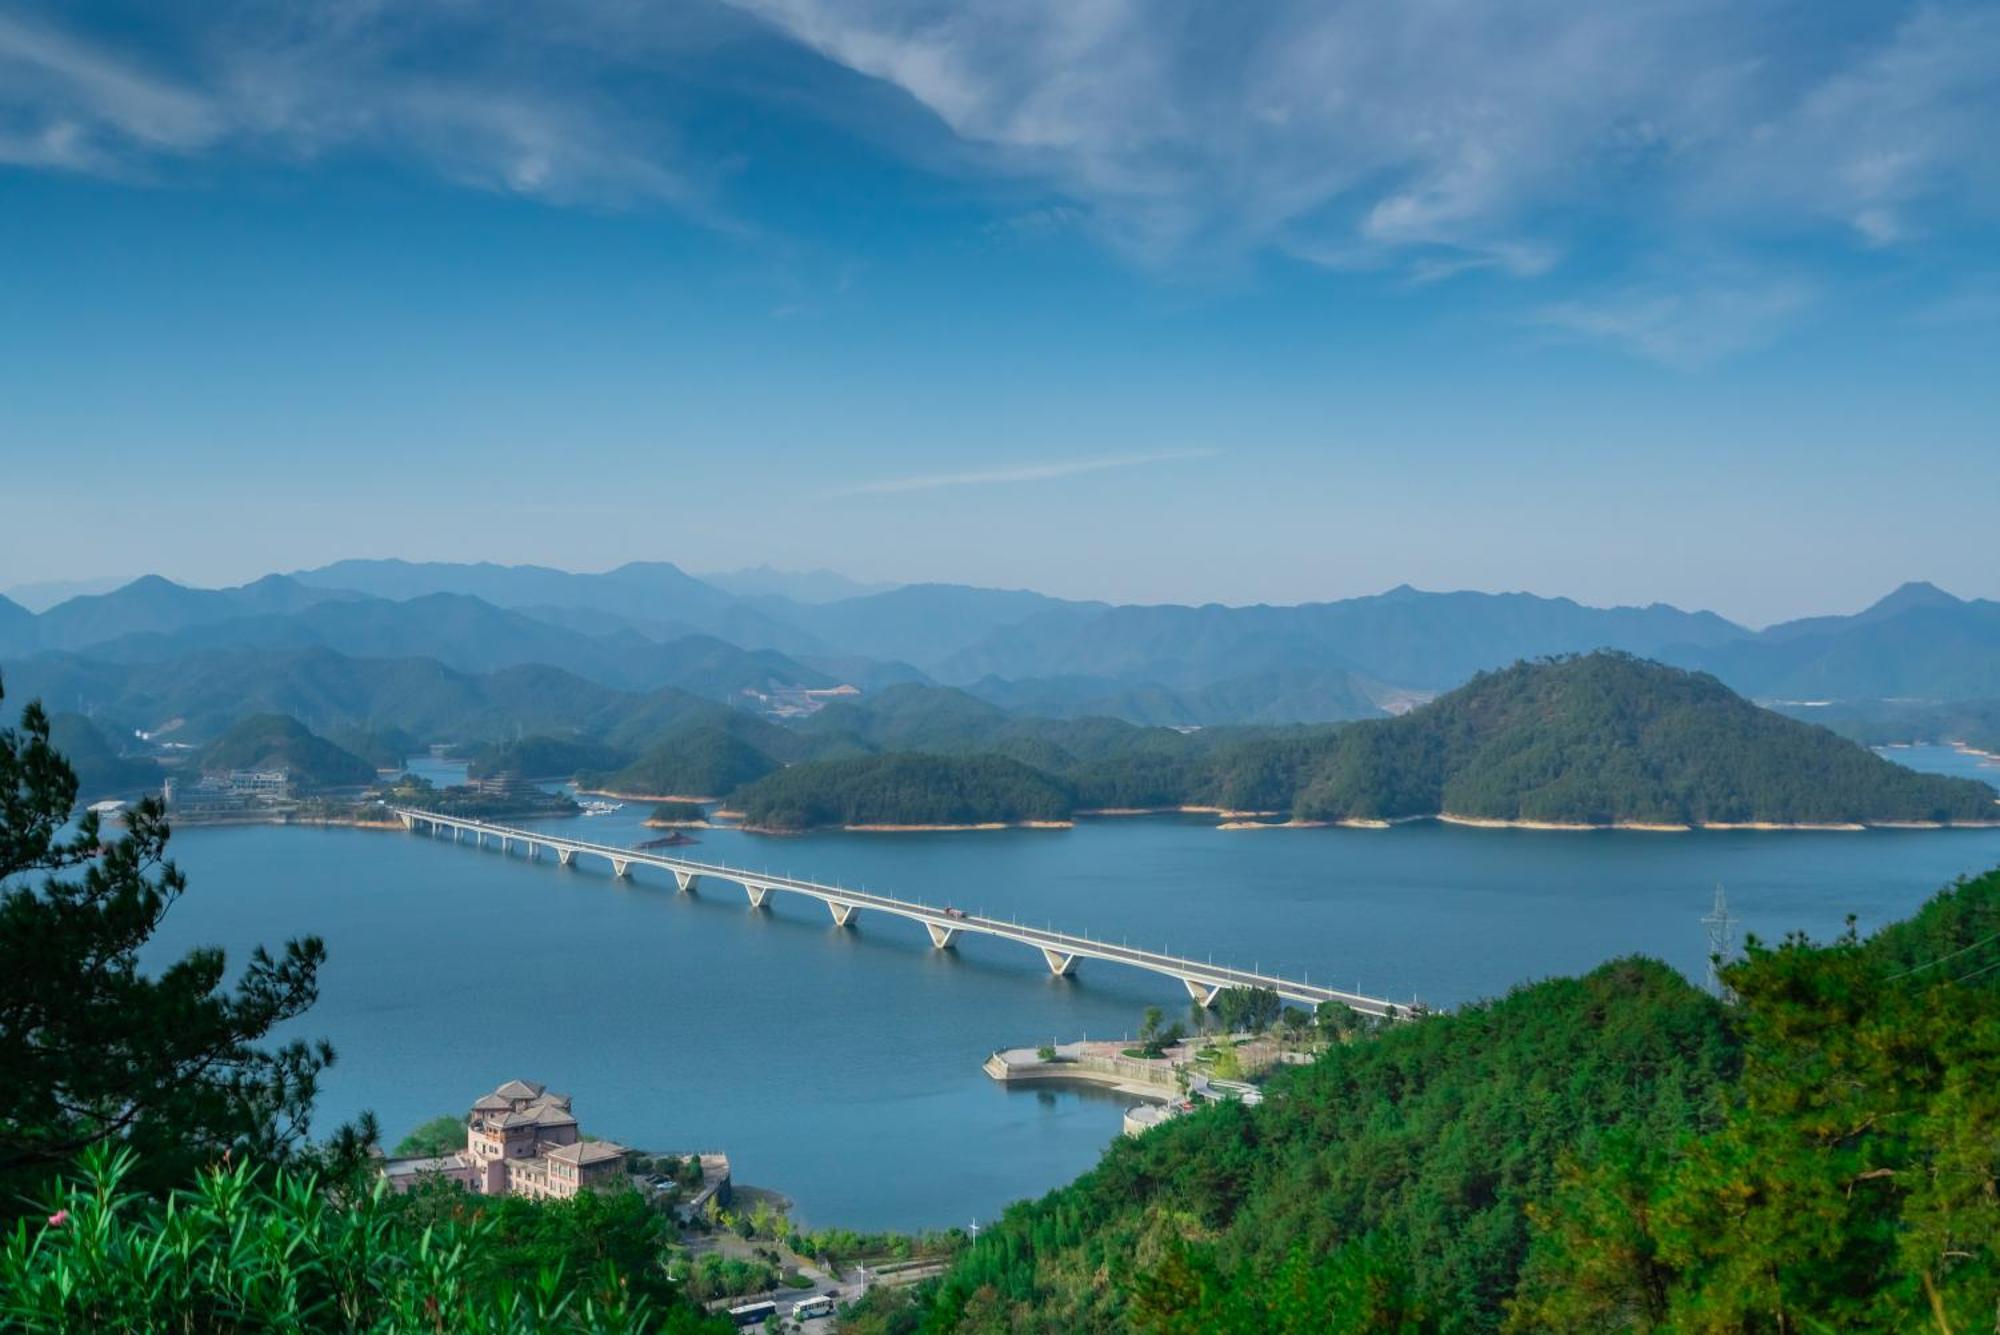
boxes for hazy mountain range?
[2,560,1997,745]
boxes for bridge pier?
[745,884,771,910]
[1041,948,1077,977]
[611,858,630,878]
[557,847,574,868]
[398,812,414,831]
[925,923,960,949]
[673,870,699,894]
[1182,978,1222,1008]
[826,900,858,928]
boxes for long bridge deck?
[392,808,1411,1018]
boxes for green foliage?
[386,771,579,820]
[1508,867,2000,1332]
[924,955,1736,1332]
[926,868,2000,1333]
[1282,653,1995,825]
[1214,986,1282,1033]
[648,800,708,824]
[393,1113,467,1157]
[198,712,378,789]
[732,753,1075,830]
[471,734,631,781]
[1,679,340,1211]
[325,723,417,772]
[673,1252,778,1301]
[837,1284,925,1335]
[0,1147,725,1332]
[581,726,779,799]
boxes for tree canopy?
[0,678,348,1209]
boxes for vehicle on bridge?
[942,906,967,919]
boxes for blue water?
[142,746,2000,1231]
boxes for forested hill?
[733,754,1074,830]
[902,866,2000,1333]
[1271,652,1998,826]
[197,714,377,790]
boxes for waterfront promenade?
[392,807,1410,1016]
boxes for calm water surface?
[147,745,2000,1230]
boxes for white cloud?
[0,5,725,213]
[835,448,1215,495]
[725,0,2000,283]
[1534,277,1813,369]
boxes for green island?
[733,753,1075,830]
[577,723,782,800]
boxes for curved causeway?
[391,807,1409,1017]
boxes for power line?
[1885,930,2000,980]
[1950,956,2000,986]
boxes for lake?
[147,744,2000,1231]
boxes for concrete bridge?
[391,808,1411,1018]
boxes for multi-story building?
[380,1079,630,1199]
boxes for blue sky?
[1,0,1995,624]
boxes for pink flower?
[47,1209,68,1228]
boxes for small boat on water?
[580,799,625,817]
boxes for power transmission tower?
[1702,883,1739,1000]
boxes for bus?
[792,1294,837,1320]
[727,1300,778,1326]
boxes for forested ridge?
[734,753,1074,828]
[196,713,377,788]
[878,866,2000,1334]
[730,654,1996,829]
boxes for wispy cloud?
[726,0,2000,345]
[1533,276,1814,370]
[835,448,1214,495]
[0,4,733,215]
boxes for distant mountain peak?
[1866,581,1962,615]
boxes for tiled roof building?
[381,1080,630,1199]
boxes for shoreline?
[195,806,2000,838]
[1214,811,2000,833]
[1075,805,1284,820]
[168,813,410,831]
[739,818,1076,835]
[575,787,725,804]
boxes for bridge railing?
[394,807,1409,1014]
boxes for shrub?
[0,1147,724,1333]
